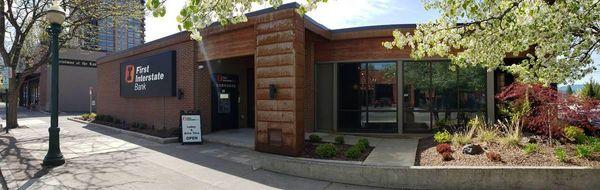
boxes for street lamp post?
[42,0,66,167]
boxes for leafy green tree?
[383,0,599,85]
[580,79,600,100]
[1,0,144,128]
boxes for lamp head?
[46,1,65,25]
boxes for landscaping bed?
[417,136,600,167]
[300,141,374,161]
[299,135,374,161]
[76,114,178,138]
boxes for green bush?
[114,118,121,124]
[589,137,600,152]
[523,143,539,154]
[309,134,322,143]
[89,113,97,120]
[563,126,586,143]
[81,113,90,120]
[345,146,361,159]
[356,138,370,150]
[434,130,452,144]
[554,147,567,162]
[452,133,472,146]
[334,135,345,145]
[315,143,337,158]
[576,145,592,158]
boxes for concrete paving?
[0,104,393,190]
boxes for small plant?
[486,151,502,162]
[436,143,452,154]
[522,143,539,154]
[334,135,345,145]
[477,125,499,143]
[345,146,361,159]
[451,133,472,146]
[441,152,453,161]
[589,137,600,152]
[140,123,148,130]
[434,130,452,144]
[114,118,121,124]
[315,143,337,158]
[576,145,592,158]
[356,138,370,150]
[554,147,567,162]
[497,118,522,147]
[81,113,90,120]
[308,134,322,143]
[89,113,97,120]
[563,126,586,143]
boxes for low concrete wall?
[68,118,179,144]
[258,155,600,189]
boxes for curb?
[257,154,600,189]
[67,118,178,144]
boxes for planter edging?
[257,152,600,189]
[67,117,178,144]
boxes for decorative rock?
[462,144,484,155]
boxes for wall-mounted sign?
[120,51,176,97]
[59,59,97,67]
[181,114,202,144]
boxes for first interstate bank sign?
[120,51,176,97]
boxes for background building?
[19,0,145,112]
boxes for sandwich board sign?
[181,114,202,144]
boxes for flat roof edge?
[97,31,192,63]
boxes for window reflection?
[403,61,486,132]
[339,62,398,133]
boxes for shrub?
[563,126,586,143]
[89,113,97,120]
[554,147,567,162]
[315,143,337,158]
[441,152,453,161]
[576,145,592,158]
[496,83,600,138]
[334,135,345,145]
[486,151,502,162]
[104,115,114,123]
[140,123,148,130]
[589,137,600,152]
[308,134,322,143]
[357,138,370,150]
[434,130,452,144]
[345,146,362,159]
[114,118,121,124]
[523,143,539,154]
[436,143,452,154]
[81,113,90,120]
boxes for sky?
[144,0,599,85]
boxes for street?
[0,104,388,190]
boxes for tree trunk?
[6,78,19,129]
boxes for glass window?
[338,62,398,133]
[403,61,486,132]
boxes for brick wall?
[254,9,305,156]
[96,32,196,133]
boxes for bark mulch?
[417,136,600,167]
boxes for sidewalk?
[0,115,389,189]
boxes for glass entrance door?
[338,62,398,133]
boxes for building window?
[338,62,398,133]
[403,61,486,132]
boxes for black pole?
[42,23,64,167]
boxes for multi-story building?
[19,0,145,112]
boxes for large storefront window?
[338,62,398,133]
[403,61,486,132]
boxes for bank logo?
[125,65,135,83]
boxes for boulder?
[462,144,484,155]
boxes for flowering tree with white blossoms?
[150,0,598,85]
[383,0,600,85]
